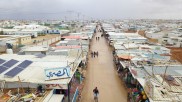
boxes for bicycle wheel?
[94,96,98,102]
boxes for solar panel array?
[0,59,19,74]
[17,60,33,69]
[5,67,23,77]
[0,66,8,74]
[2,59,19,68]
[0,58,6,65]
[5,60,33,77]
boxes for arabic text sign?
[45,67,71,80]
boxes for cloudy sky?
[0,0,182,20]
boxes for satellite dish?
[6,43,13,49]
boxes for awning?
[136,78,146,87]
[48,94,64,102]
[119,61,126,68]
[118,55,134,60]
[130,68,137,77]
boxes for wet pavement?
[80,30,127,102]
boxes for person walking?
[93,87,99,102]
[96,51,98,57]
[91,51,93,58]
[93,51,96,58]
[98,37,100,41]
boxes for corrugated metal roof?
[144,65,182,76]
[55,45,81,49]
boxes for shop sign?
[45,84,68,89]
[45,66,71,80]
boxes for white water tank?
[6,49,13,54]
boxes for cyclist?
[93,87,99,102]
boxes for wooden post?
[162,66,168,85]
[68,83,71,102]
[152,53,154,77]
[18,76,25,94]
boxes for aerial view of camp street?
[0,0,182,102]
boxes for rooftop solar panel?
[0,58,6,65]
[4,60,33,77]
[2,59,19,68]
[5,67,23,77]
[17,60,33,69]
[0,66,8,74]
[35,53,46,58]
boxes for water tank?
[6,49,13,54]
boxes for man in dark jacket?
[93,87,99,101]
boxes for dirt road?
[80,31,127,102]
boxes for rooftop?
[0,54,82,85]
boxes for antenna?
[77,12,80,21]
[64,16,67,21]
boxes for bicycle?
[94,93,98,102]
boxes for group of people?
[96,36,100,41]
[92,26,101,101]
[91,51,99,58]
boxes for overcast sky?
[0,0,182,20]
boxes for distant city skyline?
[0,0,182,20]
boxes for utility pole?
[67,11,73,29]
[152,52,154,77]
[82,15,85,22]
[162,65,168,85]
[77,12,80,21]
[67,10,74,21]
[64,16,67,22]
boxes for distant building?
[159,30,182,47]
[59,24,69,29]
[2,24,51,38]
[47,29,60,34]
[0,35,31,52]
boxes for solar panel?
[0,58,6,65]
[35,53,46,58]
[17,60,33,69]
[2,59,19,68]
[0,66,8,74]
[5,67,23,77]
[4,60,33,77]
